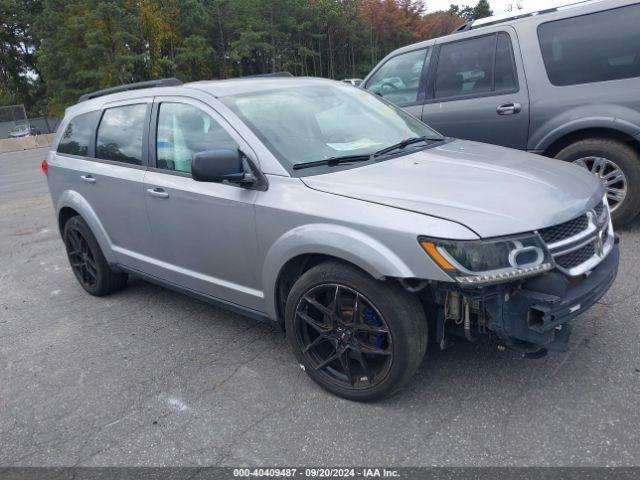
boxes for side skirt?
[116,264,275,326]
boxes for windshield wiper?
[292,154,372,170]
[372,136,443,158]
[291,136,444,170]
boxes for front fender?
[56,190,116,264]
[262,223,415,320]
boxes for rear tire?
[62,216,128,296]
[285,261,427,401]
[555,138,640,227]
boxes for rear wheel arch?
[55,191,116,263]
[58,206,80,234]
[542,127,640,158]
[549,134,640,226]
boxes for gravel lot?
[1,147,639,467]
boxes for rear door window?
[365,48,428,106]
[57,111,100,156]
[538,4,640,86]
[433,32,518,100]
[494,33,517,92]
[96,104,147,165]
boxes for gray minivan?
[363,0,640,226]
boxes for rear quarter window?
[538,3,640,86]
[57,111,100,156]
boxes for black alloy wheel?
[285,261,427,401]
[65,226,98,290]
[294,283,393,390]
[62,215,128,296]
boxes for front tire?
[555,138,640,227]
[63,216,128,296]
[285,261,427,401]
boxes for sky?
[425,0,580,14]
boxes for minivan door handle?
[80,174,96,184]
[497,102,522,115]
[146,187,169,199]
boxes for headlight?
[419,234,554,286]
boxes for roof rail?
[453,21,472,32]
[78,77,183,103]
[242,72,294,78]
[463,0,605,30]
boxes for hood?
[301,140,603,238]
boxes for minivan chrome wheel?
[572,156,627,212]
[294,284,393,390]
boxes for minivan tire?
[555,138,640,227]
[63,215,128,296]
[285,261,427,401]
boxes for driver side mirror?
[191,149,256,185]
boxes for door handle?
[146,187,169,199]
[80,174,96,184]
[497,102,522,115]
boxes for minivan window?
[96,104,147,165]
[57,111,100,157]
[538,4,640,86]
[365,48,428,106]
[156,103,238,173]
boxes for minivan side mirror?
[191,149,255,185]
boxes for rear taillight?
[41,159,48,176]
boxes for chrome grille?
[538,199,612,276]
[594,201,604,218]
[538,215,588,244]
[555,243,595,269]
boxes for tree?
[448,4,473,21]
[507,1,524,12]
[449,1,493,21]
[0,0,44,114]
[419,11,464,38]
[472,0,493,20]
[2,0,485,115]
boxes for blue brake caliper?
[363,308,384,349]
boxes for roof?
[65,76,339,116]
[381,0,633,59]
[185,76,336,98]
[463,0,607,30]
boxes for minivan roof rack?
[456,0,605,31]
[78,77,183,103]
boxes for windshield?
[221,83,442,171]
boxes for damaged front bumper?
[486,243,619,352]
[433,243,619,354]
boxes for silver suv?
[44,77,618,400]
[363,0,640,226]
